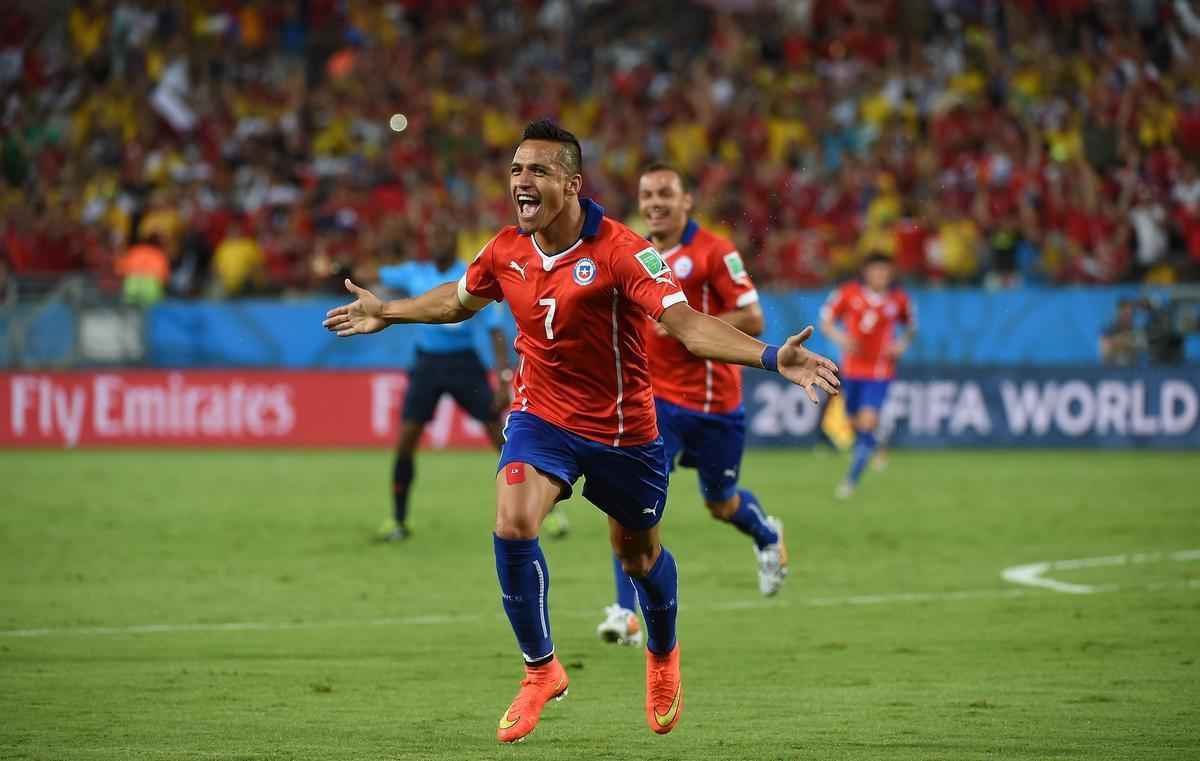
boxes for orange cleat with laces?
[645,643,683,734]
[496,656,569,743]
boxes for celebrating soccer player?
[323,120,840,742]
[596,164,788,647]
[820,253,916,499]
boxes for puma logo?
[510,260,528,280]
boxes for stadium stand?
[3,0,1200,304]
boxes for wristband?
[760,345,780,372]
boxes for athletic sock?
[728,489,780,550]
[628,548,678,656]
[612,552,639,611]
[493,534,554,663]
[392,455,414,525]
[847,430,877,486]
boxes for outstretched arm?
[659,302,840,403]
[323,279,476,337]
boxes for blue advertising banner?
[745,366,1200,449]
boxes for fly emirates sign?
[1,371,491,448]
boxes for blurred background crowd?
[4,0,1200,305]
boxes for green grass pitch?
[1,449,1198,760]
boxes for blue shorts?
[498,411,669,530]
[842,378,891,416]
[655,398,744,503]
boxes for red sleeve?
[708,245,759,311]
[820,285,848,324]
[458,235,504,307]
[610,244,688,320]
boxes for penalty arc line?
[3,581,1197,640]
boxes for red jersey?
[459,198,686,446]
[647,221,759,414]
[820,281,915,380]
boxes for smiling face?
[638,169,692,241]
[510,140,581,233]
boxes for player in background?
[376,224,575,541]
[324,121,840,743]
[596,164,789,647]
[820,253,916,499]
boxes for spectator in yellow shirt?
[213,222,265,297]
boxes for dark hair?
[863,252,894,268]
[521,120,582,175]
[640,162,690,191]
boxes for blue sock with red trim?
[847,430,877,486]
[728,489,779,549]
[493,534,553,664]
[612,552,639,611]
[628,547,678,655]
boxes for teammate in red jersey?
[323,121,840,743]
[597,164,789,649]
[820,253,916,499]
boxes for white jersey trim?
[702,283,713,413]
[611,290,625,447]
[456,275,490,311]
[530,236,584,271]
[661,291,688,310]
[735,289,760,308]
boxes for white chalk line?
[4,579,1197,639]
[1001,548,1200,594]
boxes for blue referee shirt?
[378,260,504,355]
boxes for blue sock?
[493,535,553,663]
[728,489,779,550]
[612,552,639,611]
[847,430,877,486]
[628,548,678,655]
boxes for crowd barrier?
[3,366,1197,449]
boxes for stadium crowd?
[3,0,1200,304]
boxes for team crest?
[672,255,694,279]
[573,257,597,286]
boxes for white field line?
[1001,549,1200,594]
[4,578,1197,640]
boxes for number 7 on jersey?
[538,298,556,340]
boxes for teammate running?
[597,164,789,648]
[820,253,915,499]
[324,121,840,742]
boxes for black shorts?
[402,350,498,425]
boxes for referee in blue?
[376,228,513,542]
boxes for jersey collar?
[647,219,699,259]
[680,219,699,244]
[518,197,605,239]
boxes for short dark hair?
[863,252,894,268]
[640,162,690,191]
[521,119,582,176]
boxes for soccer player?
[375,223,513,542]
[323,120,840,743]
[597,164,788,647]
[820,253,915,499]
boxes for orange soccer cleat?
[645,644,683,735]
[496,656,569,744]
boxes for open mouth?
[516,193,542,222]
[645,207,670,225]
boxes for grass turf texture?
[1,449,1197,760]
